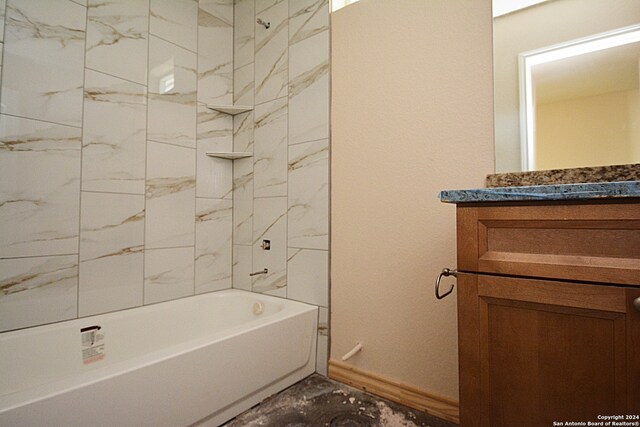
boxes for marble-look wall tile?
[252,197,287,294]
[256,0,284,15]
[288,139,328,250]
[234,0,254,70]
[232,157,253,245]
[232,244,252,291]
[232,111,254,247]
[78,192,144,316]
[255,0,288,104]
[144,246,194,304]
[233,62,254,106]
[148,35,197,148]
[145,141,195,249]
[0,115,81,258]
[289,31,329,145]
[0,255,77,332]
[70,0,87,6]
[198,0,233,105]
[0,0,6,42]
[150,0,198,52]
[195,198,232,293]
[2,0,85,127]
[254,97,288,197]
[287,248,328,307]
[316,307,328,375]
[289,0,328,45]
[196,105,232,199]
[263,287,286,297]
[82,70,147,194]
[86,0,148,85]
[0,42,3,118]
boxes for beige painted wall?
[494,0,640,172]
[330,0,494,401]
[536,89,640,170]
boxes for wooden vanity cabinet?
[455,200,640,427]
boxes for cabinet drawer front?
[457,202,640,285]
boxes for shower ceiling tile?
[0,255,77,332]
[289,31,329,145]
[234,0,254,70]
[0,115,81,258]
[145,141,196,249]
[195,198,232,294]
[150,0,198,52]
[197,0,233,105]
[289,0,329,45]
[144,247,195,304]
[82,70,147,195]
[2,0,85,127]
[78,192,144,316]
[148,35,197,148]
[86,0,148,85]
[288,139,329,250]
[254,97,288,197]
[252,197,287,294]
[287,248,328,307]
[255,0,288,104]
[196,105,233,199]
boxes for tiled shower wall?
[0,0,237,332]
[0,0,329,372]
[231,0,330,374]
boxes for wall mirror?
[493,0,640,173]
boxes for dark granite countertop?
[486,163,640,187]
[439,181,640,204]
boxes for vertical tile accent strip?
[196,104,232,199]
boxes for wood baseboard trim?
[328,360,460,425]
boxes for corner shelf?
[206,105,253,115]
[206,152,253,160]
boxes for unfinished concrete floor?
[223,374,457,427]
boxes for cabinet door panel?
[480,298,625,427]
[457,273,638,427]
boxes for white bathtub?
[0,289,318,427]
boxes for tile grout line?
[193,0,199,298]
[143,0,152,307]
[77,1,90,319]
